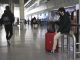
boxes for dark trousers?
[4,25,13,40]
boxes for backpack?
[2,16,11,25]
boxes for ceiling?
[0,0,28,4]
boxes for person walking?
[1,6,15,45]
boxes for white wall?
[14,7,20,18]
[46,0,79,10]
[25,4,47,15]
[25,0,78,15]
[0,4,8,18]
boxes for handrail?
[62,32,76,60]
[71,24,80,27]
[70,32,76,60]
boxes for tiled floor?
[0,24,80,60]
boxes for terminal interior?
[0,0,80,60]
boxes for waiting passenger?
[31,17,37,25]
[52,7,71,53]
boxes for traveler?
[52,7,71,53]
[1,6,15,45]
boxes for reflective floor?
[0,24,80,60]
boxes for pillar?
[9,0,14,13]
[79,0,80,51]
[79,0,80,24]
[19,0,24,20]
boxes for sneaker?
[48,50,56,55]
[50,50,58,53]
[50,50,55,53]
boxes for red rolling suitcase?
[45,32,58,52]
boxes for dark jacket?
[55,12,71,33]
[1,10,14,26]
